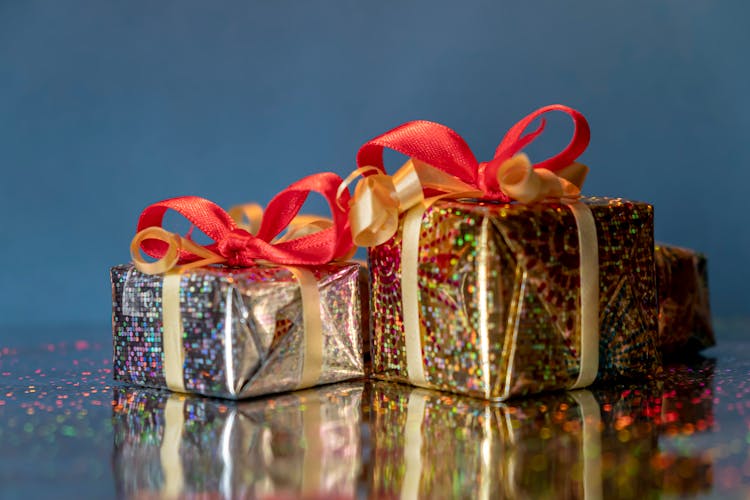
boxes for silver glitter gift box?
[111,262,365,399]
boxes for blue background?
[1,1,748,335]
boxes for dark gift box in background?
[111,262,365,399]
[112,382,364,498]
[655,244,715,355]
[369,197,660,400]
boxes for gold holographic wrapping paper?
[369,381,662,499]
[112,382,363,498]
[111,262,364,399]
[369,197,660,400]
[654,244,715,355]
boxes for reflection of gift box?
[369,197,660,400]
[594,362,716,495]
[111,262,365,399]
[112,382,364,498]
[653,359,716,496]
[369,381,661,499]
[656,453,713,496]
[659,357,716,435]
[654,244,714,355]
[595,357,715,437]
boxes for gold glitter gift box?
[369,197,661,400]
[347,105,662,400]
[111,262,365,399]
[654,244,714,355]
[112,382,364,498]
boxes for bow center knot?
[218,228,255,265]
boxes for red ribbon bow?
[135,172,354,268]
[356,104,591,202]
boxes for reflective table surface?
[1,326,749,499]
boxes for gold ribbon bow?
[340,154,589,248]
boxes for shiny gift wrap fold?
[654,244,714,355]
[112,172,364,398]
[112,382,363,499]
[348,105,660,400]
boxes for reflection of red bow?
[357,104,590,200]
[131,172,354,274]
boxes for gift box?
[348,105,661,400]
[112,382,364,499]
[112,262,365,399]
[368,196,660,400]
[112,174,365,398]
[654,244,714,355]
[369,381,662,499]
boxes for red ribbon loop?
[136,172,354,267]
[356,104,590,201]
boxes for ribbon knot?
[344,104,592,247]
[217,228,255,265]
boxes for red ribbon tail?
[256,172,354,264]
[494,104,591,173]
[136,196,238,263]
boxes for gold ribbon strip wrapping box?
[112,382,364,499]
[111,262,366,399]
[368,196,661,400]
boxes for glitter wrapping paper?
[112,382,363,498]
[111,262,364,399]
[655,244,715,355]
[369,381,662,499]
[369,197,660,400]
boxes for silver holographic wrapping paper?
[111,262,365,398]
